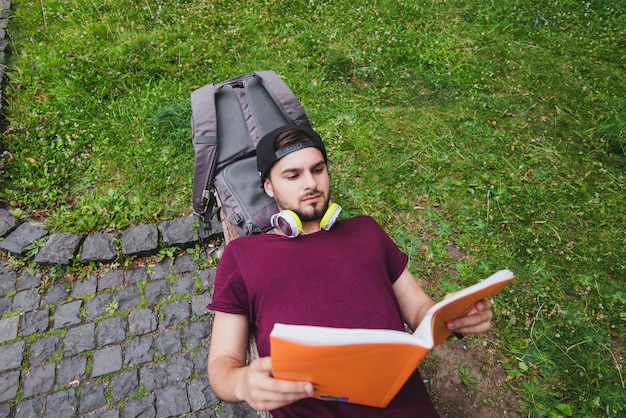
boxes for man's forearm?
[208,355,248,403]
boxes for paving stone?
[197,267,216,291]
[97,316,126,346]
[161,299,190,327]
[56,356,87,387]
[0,208,19,237]
[192,292,212,317]
[173,272,196,295]
[124,335,154,366]
[85,292,113,320]
[20,308,50,336]
[183,319,211,350]
[40,283,69,307]
[125,265,147,284]
[155,382,191,418]
[128,308,157,336]
[141,362,168,392]
[0,222,48,256]
[159,216,199,249]
[0,340,25,371]
[33,232,82,265]
[72,274,97,297]
[14,396,45,417]
[92,345,122,377]
[155,328,182,355]
[110,369,139,402]
[193,347,209,376]
[12,288,40,312]
[29,333,61,366]
[0,315,19,343]
[166,354,194,384]
[53,300,83,328]
[98,269,124,290]
[144,280,170,305]
[123,393,155,418]
[78,381,107,415]
[122,224,159,257]
[188,376,220,411]
[0,296,10,317]
[80,232,119,263]
[64,322,95,356]
[46,387,77,418]
[111,285,141,311]
[174,253,197,274]
[149,258,173,280]
[0,370,20,402]
[0,403,8,418]
[87,409,119,418]
[16,271,42,291]
[0,270,17,296]
[22,363,55,398]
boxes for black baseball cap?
[256,124,327,181]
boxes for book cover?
[270,269,516,408]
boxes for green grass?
[1,0,625,416]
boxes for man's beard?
[275,191,330,222]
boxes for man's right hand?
[235,357,314,411]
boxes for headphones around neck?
[270,203,342,238]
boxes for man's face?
[263,147,330,222]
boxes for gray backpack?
[191,71,311,240]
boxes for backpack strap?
[190,83,220,239]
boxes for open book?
[270,269,515,408]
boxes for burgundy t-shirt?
[209,215,439,417]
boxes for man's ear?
[263,178,274,198]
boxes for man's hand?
[446,298,493,334]
[235,357,313,411]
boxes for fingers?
[242,357,313,411]
[446,298,494,334]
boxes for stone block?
[121,224,159,257]
[34,232,83,265]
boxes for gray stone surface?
[110,369,139,402]
[97,316,126,346]
[28,334,60,366]
[0,370,19,403]
[0,222,48,256]
[33,232,82,265]
[46,388,77,418]
[92,345,123,377]
[22,363,55,398]
[0,208,19,237]
[53,300,83,328]
[125,265,148,284]
[159,215,199,249]
[128,308,157,336]
[80,232,118,263]
[122,223,159,257]
[0,341,24,371]
[0,315,19,343]
[0,214,245,416]
[20,308,49,336]
[63,322,95,356]
[72,274,97,297]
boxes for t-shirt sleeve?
[368,216,409,284]
[207,242,250,317]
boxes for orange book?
[270,269,516,408]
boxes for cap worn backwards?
[256,124,327,181]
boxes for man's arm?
[207,311,313,411]
[392,267,493,333]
